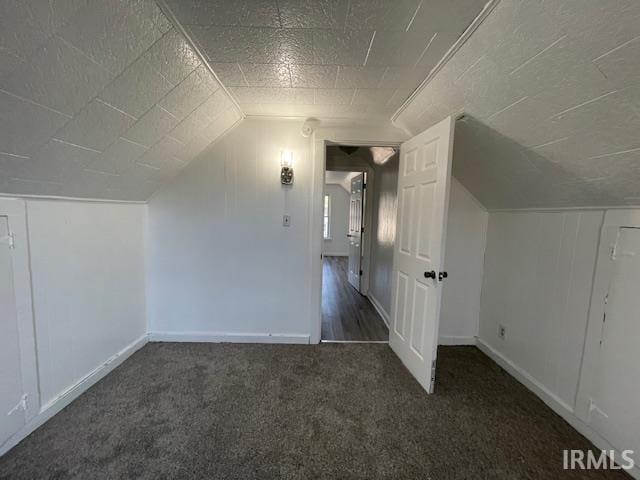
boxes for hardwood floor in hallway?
[321,256,389,341]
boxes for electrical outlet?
[282,215,291,227]
[498,324,506,339]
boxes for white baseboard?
[477,338,640,479]
[367,293,390,328]
[476,338,574,412]
[0,334,148,457]
[438,335,477,346]
[149,331,310,344]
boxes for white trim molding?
[0,334,148,457]
[489,205,638,213]
[149,331,310,344]
[477,338,574,413]
[0,194,145,204]
[321,340,388,344]
[368,293,391,328]
[438,336,477,346]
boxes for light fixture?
[281,150,294,185]
[370,147,397,165]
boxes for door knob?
[439,271,448,281]
[424,270,436,279]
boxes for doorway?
[311,117,456,393]
[320,145,399,343]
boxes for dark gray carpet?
[0,344,630,479]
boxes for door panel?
[394,272,409,340]
[390,116,454,393]
[347,173,364,291]
[0,216,26,445]
[398,186,414,255]
[410,282,429,355]
[589,227,640,455]
[416,182,435,260]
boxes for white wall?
[368,153,399,319]
[438,179,488,344]
[478,210,604,409]
[27,200,147,406]
[146,119,313,342]
[322,184,349,256]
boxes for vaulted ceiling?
[1,0,241,201]
[164,0,488,120]
[397,0,640,209]
[0,0,488,201]
[2,0,640,208]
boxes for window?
[323,194,331,240]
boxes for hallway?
[321,256,389,342]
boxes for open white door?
[389,116,454,393]
[347,173,364,292]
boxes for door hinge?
[361,226,365,233]
[363,182,366,189]
[430,360,437,383]
[7,394,27,416]
[359,269,363,276]
[0,233,15,249]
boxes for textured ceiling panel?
[396,0,640,208]
[165,0,488,120]
[0,0,241,201]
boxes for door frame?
[576,210,640,447]
[0,198,39,426]
[309,126,407,344]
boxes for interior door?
[347,173,364,291]
[389,116,454,393]
[0,215,26,445]
[588,227,640,455]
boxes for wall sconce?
[281,150,294,185]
